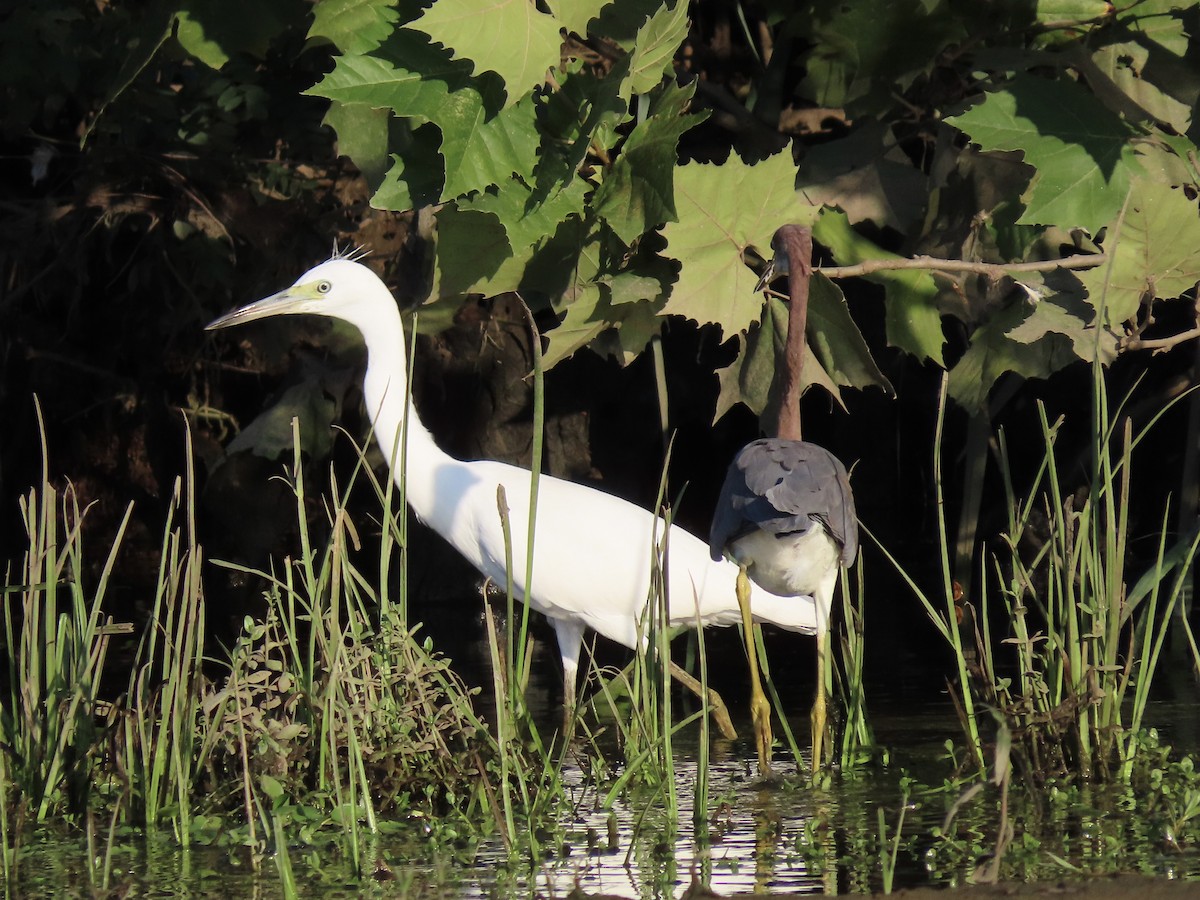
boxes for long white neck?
[353,300,457,526]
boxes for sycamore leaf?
[625,0,689,98]
[1118,0,1192,56]
[1034,0,1108,24]
[948,296,1078,411]
[176,0,296,68]
[947,74,1140,232]
[534,58,630,196]
[407,0,562,106]
[322,101,391,188]
[309,0,399,54]
[593,96,705,244]
[807,274,894,396]
[713,299,842,425]
[309,35,538,202]
[434,206,512,297]
[1005,276,1117,364]
[545,0,613,38]
[542,287,665,368]
[461,176,587,255]
[812,211,945,364]
[370,123,445,210]
[1078,179,1200,327]
[662,150,819,338]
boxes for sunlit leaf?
[948,296,1078,411]
[1078,179,1200,327]
[407,0,562,106]
[309,0,400,54]
[947,74,1140,231]
[812,211,945,365]
[625,0,689,97]
[662,149,818,338]
[545,0,613,38]
[593,90,706,244]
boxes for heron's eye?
[316,280,332,294]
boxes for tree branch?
[1122,327,1200,353]
[817,253,1105,280]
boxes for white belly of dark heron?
[728,525,841,598]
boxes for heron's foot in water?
[751,690,774,777]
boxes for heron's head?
[206,258,393,333]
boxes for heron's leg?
[737,564,772,776]
[810,584,833,771]
[811,630,828,771]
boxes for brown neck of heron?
[776,225,812,442]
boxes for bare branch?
[1122,327,1200,354]
[817,253,1105,280]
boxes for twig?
[1122,327,1200,353]
[817,253,1105,280]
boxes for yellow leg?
[811,629,828,771]
[737,565,772,776]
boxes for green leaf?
[812,211,945,365]
[625,0,689,97]
[309,0,400,54]
[370,122,445,210]
[1078,179,1200,327]
[1089,42,1191,134]
[947,74,1140,231]
[947,296,1077,411]
[1034,0,1108,24]
[433,206,512,297]
[438,90,540,198]
[1118,0,1192,56]
[461,176,587,255]
[309,35,538,201]
[713,298,842,424]
[176,0,298,68]
[661,149,818,338]
[545,0,613,38]
[593,96,705,244]
[1005,273,1117,364]
[323,101,391,188]
[807,274,894,397]
[407,0,562,106]
[533,58,630,195]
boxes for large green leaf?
[713,298,842,425]
[947,74,1140,232]
[592,90,705,244]
[625,0,689,98]
[1078,179,1200,327]
[806,274,894,397]
[661,150,818,338]
[545,0,613,38]
[948,295,1078,411]
[533,58,630,196]
[309,0,400,54]
[813,211,945,365]
[176,0,300,68]
[309,34,538,202]
[407,0,562,106]
[322,101,391,188]
[1005,276,1117,365]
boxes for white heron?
[206,254,824,735]
[709,224,859,775]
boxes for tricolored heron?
[709,224,859,775]
[207,254,827,734]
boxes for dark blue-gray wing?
[708,438,858,567]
